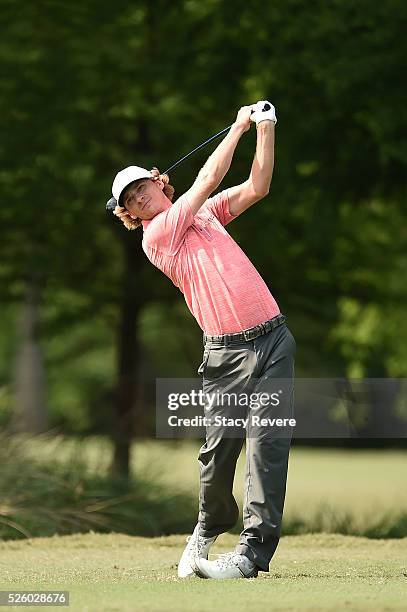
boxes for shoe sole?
[191,557,210,579]
[192,559,259,580]
[177,570,197,579]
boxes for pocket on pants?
[284,326,297,355]
[197,347,211,375]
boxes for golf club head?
[106,197,117,212]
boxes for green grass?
[0,434,196,540]
[1,436,405,610]
[131,440,407,536]
[0,532,406,611]
[2,434,406,539]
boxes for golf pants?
[197,316,296,572]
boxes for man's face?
[124,178,170,220]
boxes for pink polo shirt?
[141,190,280,335]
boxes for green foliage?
[280,504,407,540]
[0,433,196,540]
[0,1,406,432]
[1,435,405,541]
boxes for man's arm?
[228,120,275,216]
[184,108,250,216]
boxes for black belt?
[203,313,286,345]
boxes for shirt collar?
[141,201,172,230]
[141,219,152,230]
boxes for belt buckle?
[243,329,252,341]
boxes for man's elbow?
[253,186,270,199]
[251,177,271,199]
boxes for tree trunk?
[110,15,154,473]
[111,235,145,477]
[11,277,47,434]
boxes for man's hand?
[234,105,256,133]
[251,100,277,126]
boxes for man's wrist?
[256,119,275,130]
[231,122,246,136]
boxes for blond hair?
[113,167,175,230]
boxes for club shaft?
[164,124,234,175]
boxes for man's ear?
[156,179,165,191]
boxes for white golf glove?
[251,100,277,126]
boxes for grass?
[1,436,405,610]
[0,532,406,611]
[1,434,406,540]
[131,440,407,537]
[0,434,196,540]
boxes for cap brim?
[118,178,146,208]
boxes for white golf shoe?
[177,524,218,578]
[194,551,259,579]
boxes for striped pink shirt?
[141,190,280,335]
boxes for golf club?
[105,125,232,212]
[106,104,270,212]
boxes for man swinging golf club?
[109,100,296,579]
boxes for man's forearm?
[198,123,244,187]
[249,121,275,195]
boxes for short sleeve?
[142,194,194,255]
[204,189,240,226]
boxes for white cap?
[112,165,152,205]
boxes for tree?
[1,0,405,463]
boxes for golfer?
[111,101,296,579]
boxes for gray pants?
[197,320,296,572]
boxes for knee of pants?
[248,435,292,459]
[198,437,244,467]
